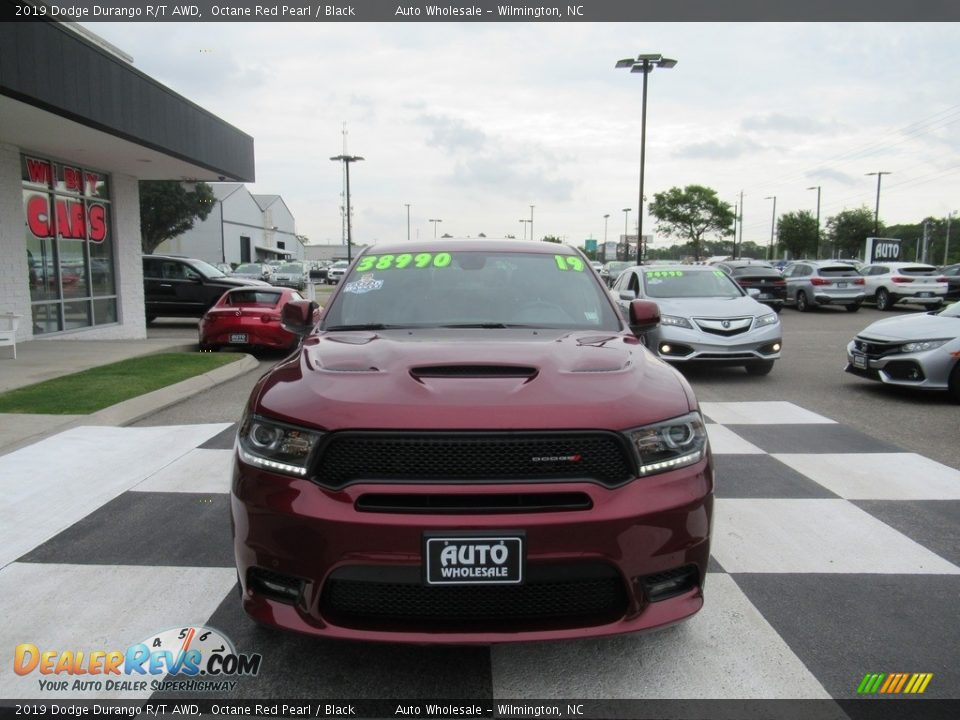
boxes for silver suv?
[782,261,866,312]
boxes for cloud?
[806,168,859,186]
[742,114,838,135]
[451,157,575,202]
[673,137,764,160]
[417,114,488,152]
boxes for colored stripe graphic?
[858,673,932,694]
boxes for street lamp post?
[428,218,442,239]
[529,205,535,242]
[764,195,777,261]
[616,53,676,266]
[519,219,531,240]
[330,154,364,262]
[405,203,411,242]
[603,213,610,261]
[622,208,631,261]
[866,171,891,236]
[807,185,821,259]
[946,211,956,266]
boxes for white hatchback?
[859,262,948,311]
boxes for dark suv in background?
[143,255,267,322]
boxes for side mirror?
[618,289,637,301]
[281,300,319,336]
[628,299,660,337]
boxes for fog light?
[772,343,781,352]
[248,568,303,603]
[641,565,698,602]
[661,344,672,354]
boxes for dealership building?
[0,22,255,342]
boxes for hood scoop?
[410,364,538,380]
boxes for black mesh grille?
[355,492,593,514]
[411,365,537,378]
[311,432,634,489]
[854,337,901,358]
[320,564,628,631]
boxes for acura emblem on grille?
[722,320,731,329]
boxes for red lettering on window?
[26,195,52,237]
[85,173,100,196]
[64,167,83,192]
[88,204,107,242]
[25,158,53,187]
[55,198,87,240]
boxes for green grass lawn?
[0,353,243,415]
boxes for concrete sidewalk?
[0,336,257,455]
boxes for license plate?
[917,292,932,298]
[852,353,867,369]
[229,333,248,344]
[759,293,772,299]
[837,282,848,288]
[424,535,524,585]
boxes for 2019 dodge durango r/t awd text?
[231,241,714,643]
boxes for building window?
[22,154,117,334]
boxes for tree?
[139,181,215,255]
[542,235,562,244]
[825,207,876,259]
[648,185,735,262]
[777,210,819,259]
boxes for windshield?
[189,259,226,278]
[278,263,303,273]
[234,263,262,274]
[642,269,743,299]
[225,290,283,307]
[322,250,621,330]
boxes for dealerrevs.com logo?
[14,626,262,693]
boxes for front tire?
[949,363,960,404]
[876,288,892,311]
[795,291,809,312]
[745,360,775,376]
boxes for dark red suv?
[231,241,714,643]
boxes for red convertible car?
[199,287,315,352]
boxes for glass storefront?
[22,154,117,334]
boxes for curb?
[0,353,258,455]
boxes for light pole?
[946,211,955,266]
[603,213,610,261]
[807,185,821,259]
[529,205,535,241]
[764,195,777,261]
[428,218,442,239]
[622,208,631,261]
[616,53,676,266]
[330,154,364,262]
[731,200,738,258]
[405,203,411,242]
[519,219,531,240]
[866,171,891,236]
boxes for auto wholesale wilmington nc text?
[396,6,585,18]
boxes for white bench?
[0,313,21,359]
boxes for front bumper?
[845,342,955,390]
[231,457,713,643]
[653,323,782,364]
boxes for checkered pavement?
[1,402,958,701]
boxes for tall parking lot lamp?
[764,195,777,261]
[807,186,821,259]
[330,154,364,262]
[622,208,631,261]
[866,171,891,236]
[429,218,442,239]
[616,53,676,266]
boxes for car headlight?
[899,339,950,353]
[237,413,323,477]
[626,412,708,477]
[660,315,693,329]
[756,313,779,327]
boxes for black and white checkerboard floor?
[1,402,958,701]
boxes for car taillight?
[936,276,948,283]
[853,278,865,285]
[773,279,786,285]
[891,276,914,284]
[810,277,830,286]
[261,314,281,323]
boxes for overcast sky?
[86,21,960,250]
